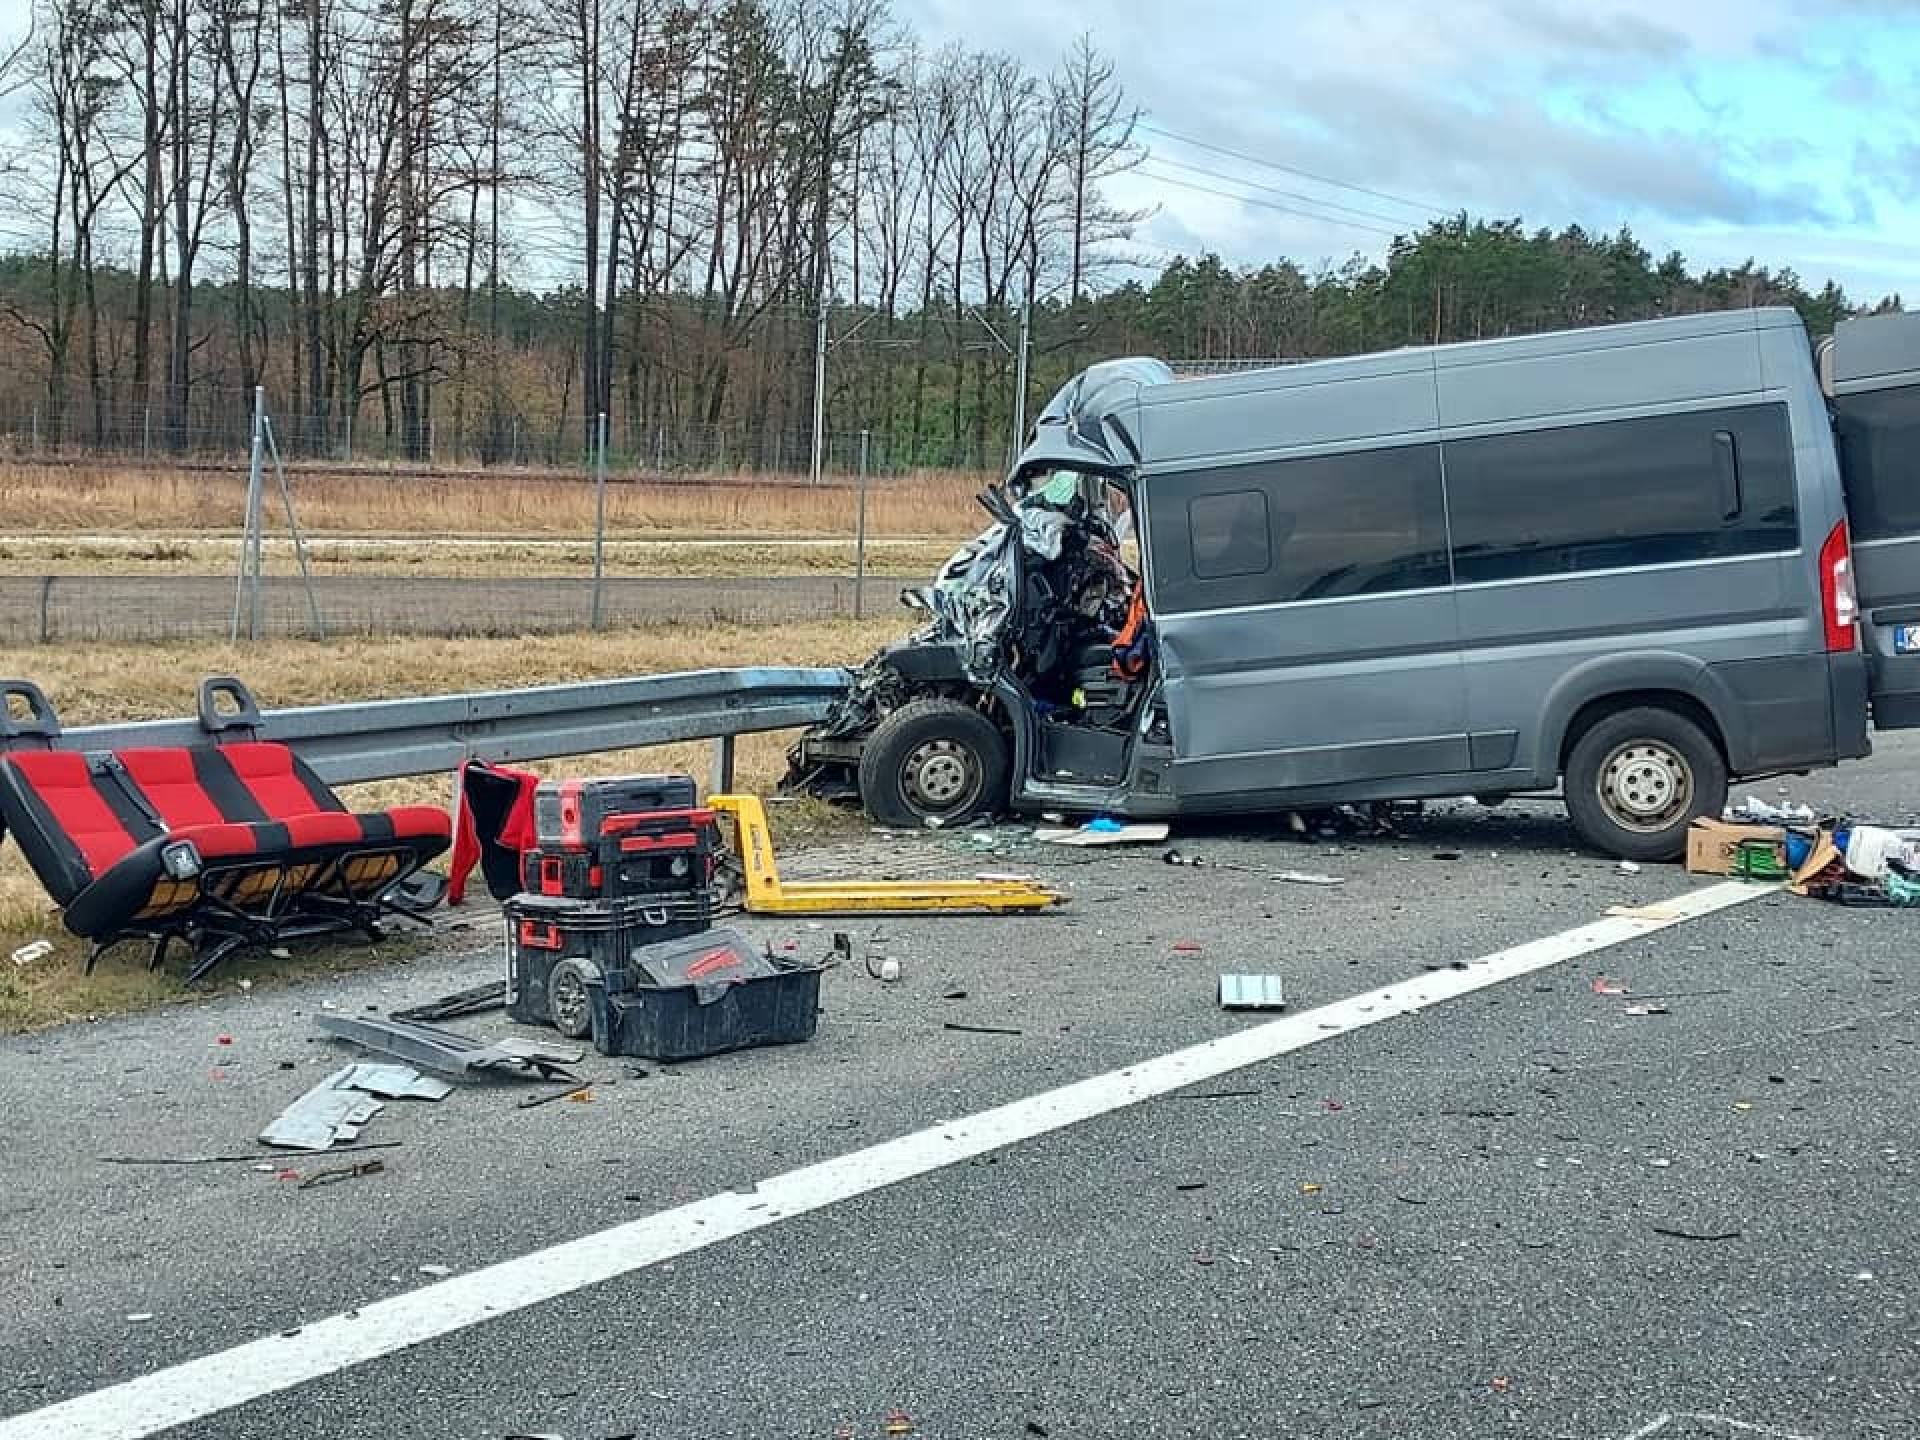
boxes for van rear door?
[1829,311,1920,728]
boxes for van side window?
[1443,403,1798,584]
[1188,491,1271,578]
[1834,384,1920,541]
[1147,443,1450,613]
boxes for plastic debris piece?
[943,1021,1022,1036]
[1171,940,1203,954]
[1591,977,1628,996]
[1300,1182,1322,1196]
[10,940,54,966]
[1490,1377,1511,1393]
[1617,860,1642,874]
[126,1313,154,1323]
[1218,973,1285,1010]
[883,1410,916,1436]
[1034,821,1169,847]
[1431,850,1462,861]
[418,1263,454,1278]
[1623,1003,1670,1017]
[878,958,902,983]
[1274,870,1345,886]
[1732,1100,1754,1112]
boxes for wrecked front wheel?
[858,698,1010,828]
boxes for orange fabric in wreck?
[1111,579,1150,679]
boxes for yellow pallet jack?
[708,793,1066,916]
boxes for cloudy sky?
[904,0,1920,303]
[0,0,1913,301]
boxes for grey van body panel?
[1115,307,1847,815]
[1827,310,1920,730]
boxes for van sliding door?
[1142,439,1469,802]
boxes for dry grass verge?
[0,617,899,1030]
[0,461,987,540]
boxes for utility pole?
[809,294,828,487]
[1012,291,1033,462]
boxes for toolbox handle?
[518,919,563,950]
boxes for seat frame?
[1,677,447,983]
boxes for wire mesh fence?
[0,573,869,645]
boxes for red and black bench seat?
[0,678,450,981]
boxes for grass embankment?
[0,617,900,1031]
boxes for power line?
[1143,152,1424,231]
[1139,123,1452,219]
[1132,164,1405,238]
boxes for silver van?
[791,306,1920,860]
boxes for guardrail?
[51,667,852,790]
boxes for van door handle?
[1712,430,1741,520]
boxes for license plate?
[1898,625,1920,656]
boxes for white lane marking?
[1618,1414,1819,1440]
[1,880,1769,1440]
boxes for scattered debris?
[1489,1377,1511,1394]
[1605,903,1686,922]
[1218,974,1286,1010]
[1592,977,1629,995]
[941,989,968,1001]
[9,939,54,966]
[1431,850,1462,861]
[1731,796,1816,825]
[391,980,508,1023]
[1650,1225,1742,1242]
[1034,819,1169,847]
[260,1064,450,1152]
[942,1021,1023,1036]
[1171,940,1203,954]
[126,1313,154,1324]
[417,1263,455,1278]
[883,1410,916,1436]
[100,1142,402,1167]
[1273,870,1345,887]
[297,1158,386,1191]
[1171,1087,1263,1101]
[1174,1181,1208,1192]
[518,1082,595,1110]
[1623,1004,1670,1017]
[1616,860,1642,874]
[317,1014,581,1080]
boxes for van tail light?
[1820,520,1859,654]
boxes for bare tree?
[1049,33,1145,304]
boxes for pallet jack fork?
[708,794,1066,915]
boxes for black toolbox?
[519,808,720,901]
[584,927,824,1062]
[533,774,698,847]
[504,891,713,1036]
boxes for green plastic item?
[1730,839,1788,882]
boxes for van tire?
[859,698,1010,828]
[1563,707,1727,861]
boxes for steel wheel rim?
[903,737,981,814]
[1596,740,1693,833]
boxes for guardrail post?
[709,734,735,795]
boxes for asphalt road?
[2,740,1917,1440]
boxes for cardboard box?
[1685,819,1786,876]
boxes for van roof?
[1138,306,1806,409]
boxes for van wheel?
[859,698,1010,828]
[1564,707,1726,861]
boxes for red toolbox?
[532,774,698,847]
[519,808,720,901]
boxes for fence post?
[231,386,268,643]
[143,407,151,460]
[37,575,53,644]
[343,412,353,464]
[709,735,735,795]
[854,428,871,619]
[590,411,608,631]
[30,407,38,454]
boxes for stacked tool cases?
[504,774,822,1059]
[505,775,718,1035]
